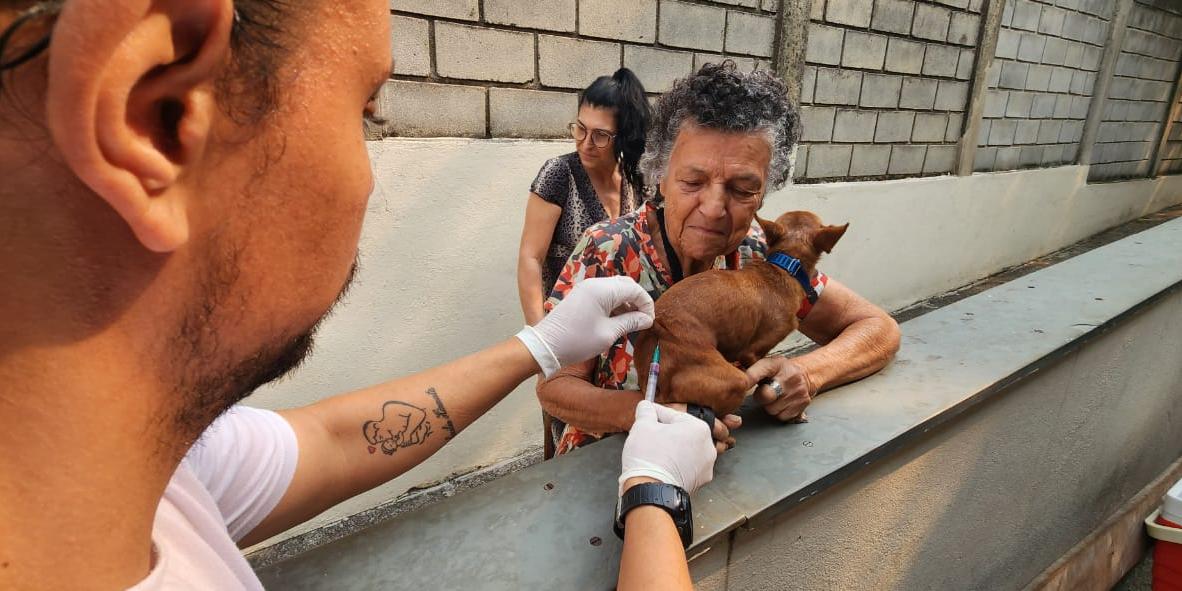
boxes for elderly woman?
[538,62,901,455]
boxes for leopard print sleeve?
[530,156,573,208]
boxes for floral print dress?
[543,202,772,455]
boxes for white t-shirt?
[130,406,298,590]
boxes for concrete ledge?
[255,214,1182,588]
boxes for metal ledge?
[256,216,1182,590]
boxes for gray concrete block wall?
[382,0,1182,184]
[378,81,488,137]
[974,0,1112,173]
[1157,93,1182,174]
[1088,0,1182,181]
[796,0,983,181]
[383,0,775,138]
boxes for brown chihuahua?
[634,211,848,417]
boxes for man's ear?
[756,216,786,247]
[45,0,234,252]
[813,223,849,254]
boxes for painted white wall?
[247,138,1182,547]
[773,165,1182,312]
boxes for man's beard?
[170,252,359,443]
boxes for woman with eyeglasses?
[517,68,651,327]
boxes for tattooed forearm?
[362,401,434,455]
[425,387,458,440]
[361,388,458,456]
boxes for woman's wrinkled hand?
[745,356,816,423]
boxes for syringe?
[644,344,661,403]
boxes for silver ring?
[764,379,784,399]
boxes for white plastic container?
[1146,477,1182,590]
[1164,478,1182,525]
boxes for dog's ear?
[757,216,786,247]
[813,223,849,254]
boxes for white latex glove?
[515,276,655,377]
[619,401,717,496]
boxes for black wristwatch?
[613,482,694,548]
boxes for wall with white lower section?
[246,137,1182,548]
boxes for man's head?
[0,0,391,440]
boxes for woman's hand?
[518,276,655,377]
[659,402,742,454]
[745,356,816,423]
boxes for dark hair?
[580,67,651,196]
[641,60,802,192]
[0,0,296,122]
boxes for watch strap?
[613,482,693,549]
[685,404,716,431]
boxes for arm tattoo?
[361,387,456,455]
[425,387,458,439]
[362,401,433,455]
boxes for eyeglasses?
[569,122,616,148]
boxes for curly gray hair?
[639,61,802,194]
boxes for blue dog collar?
[767,252,819,305]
